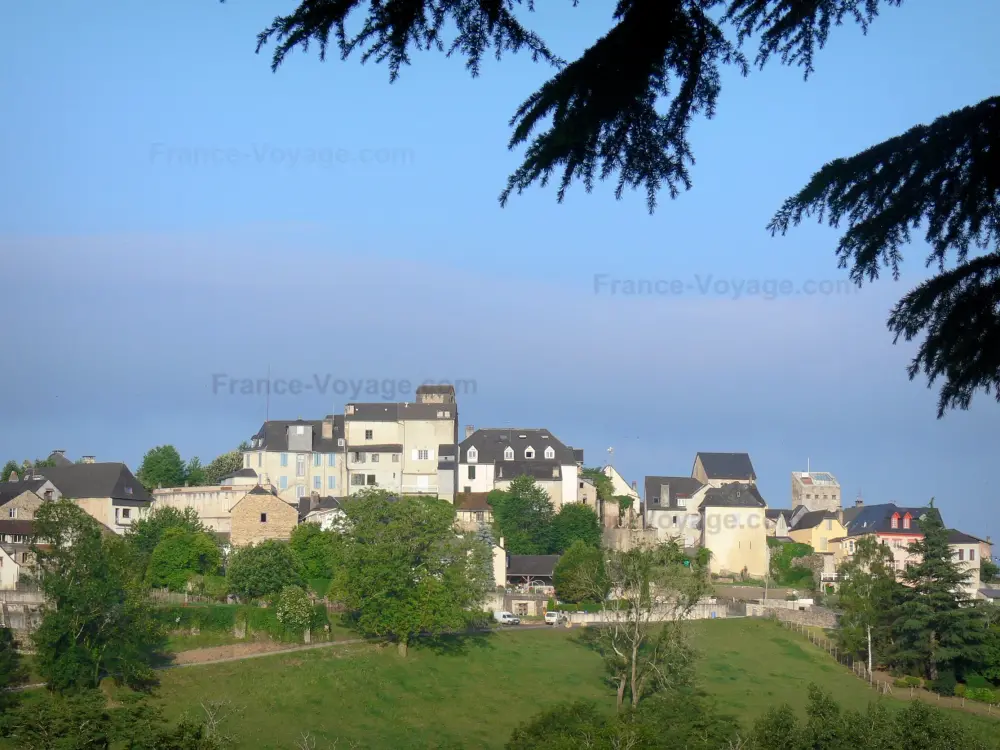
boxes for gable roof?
[844,503,934,537]
[455,492,492,512]
[251,416,345,453]
[700,483,766,508]
[0,519,36,536]
[0,479,51,504]
[947,530,988,545]
[643,476,705,510]
[229,485,293,513]
[765,508,793,521]
[459,428,576,465]
[791,510,841,531]
[841,505,865,527]
[693,452,756,481]
[28,463,151,503]
[47,451,74,467]
[220,468,258,480]
[506,555,559,578]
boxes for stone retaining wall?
[747,602,839,628]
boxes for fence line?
[774,618,999,718]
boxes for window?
[296,454,306,477]
[848,540,855,554]
[281,453,288,467]
[970,548,976,561]
[371,453,380,463]
[805,494,811,499]
[352,474,366,486]
[891,514,899,529]
[958,549,965,561]
[122,508,131,520]
[504,446,514,461]
[365,429,373,440]
[328,476,336,490]
[313,476,322,490]
[245,453,251,468]
[467,447,478,463]
[296,426,304,435]
[544,446,555,459]
[44,489,53,500]
[552,467,559,478]
[257,453,262,467]
[7,509,15,519]
[338,438,345,447]
[579,481,584,489]
[464,486,472,493]
[672,515,678,525]
[313,454,321,467]
[652,496,659,505]
[296,485,306,498]
[260,513,267,523]
[826,519,833,530]
[677,498,686,508]
[280,476,288,489]
[351,452,366,463]
[468,466,476,480]
[366,475,376,485]
[327,453,335,467]
[418,450,429,460]
[524,447,535,459]
[392,454,399,463]
[124,486,132,495]
[475,512,484,522]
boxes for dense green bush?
[931,670,957,696]
[307,578,333,599]
[965,673,992,691]
[154,603,331,643]
[966,687,998,704]
[154,604,237,632]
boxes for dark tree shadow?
[416,630,494,656]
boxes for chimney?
[855,497,864,508]
[81,456,95,464]
[631,480,638,491]
[310,491,320,511]
[465,425,475,440]
[322,417,334,441]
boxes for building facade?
[244,416,345,505]
[791,471,842,512]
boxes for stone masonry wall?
[230,494,298,546]
[747,602,839,628]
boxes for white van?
[544,611,567,626]
[493,610,520,625]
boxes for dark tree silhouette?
[228,0,998,416]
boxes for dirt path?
[166,637,372,667]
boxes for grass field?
[134,618,999,749]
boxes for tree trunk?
[630,643,640,708]
[867,624,873,677]
[616,675,627,713]
[397,639,408,657]
[928,630,937,681]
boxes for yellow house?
[699,483,767,578]
[788,511,846,554]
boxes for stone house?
[229,486,299,546]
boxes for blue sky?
[1,1,998,539]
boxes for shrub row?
[155,603,331,642]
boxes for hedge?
[155,603,331,643]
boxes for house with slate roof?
[691,452,756,488]
[699,483,767,578]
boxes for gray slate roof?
[47,451,74,467]
[841,505,865,527]
[29,463,151,503]
[495,460,561,481]
[791,510,840,531]
[694,452,756,481]
[347,444,403,454]
[459,428,576,465]
[0,479,49,504]
[700,483,766,508]
[221,468,258,480]
[345,403,455,422]
[0,519,35,536]
[947,530,987,545]
[507,555,559,578]
[980,588,1000,600]
[252,417,345,453]
[644,476,704,509]
[765,508,793,521]
[843,503,934,537]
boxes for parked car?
[493,610,520,625]
[544,611,567,626]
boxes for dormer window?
[467,447,478,463]
[525,446,535,459]
[544,446,555,460]
[504,446,514,461]
[296,426,304,435]
[902,513,912,530]
[891,513,899,529]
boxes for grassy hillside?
[139,618,999,749]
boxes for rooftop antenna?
[265,363,271,423]
[607,446,614,467]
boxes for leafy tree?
[553,540,608,605]
[185,456,208,486]
[146,528,222,592]
[580,468,615,504]
[982,557,1000,583]
[29,500,166,692]
[275,585,314,634]
[747,683,993,750]
[226,540,303,601]
[836,535,899,676]
[125,505,207,577]
[242,1,1000,417]
[767,539,815,588]
[137,445,186,490]
[551,503,601,553]
[890,504,986,680]
[0,627,26,710]
[334,495,489,655]
[472,523,498,590]
[204,449,246,485]
[574,540,708,710]
[289,522,336,580]
[487,476,554,555]
[982,624,1000,684]
[1,459,20,482]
